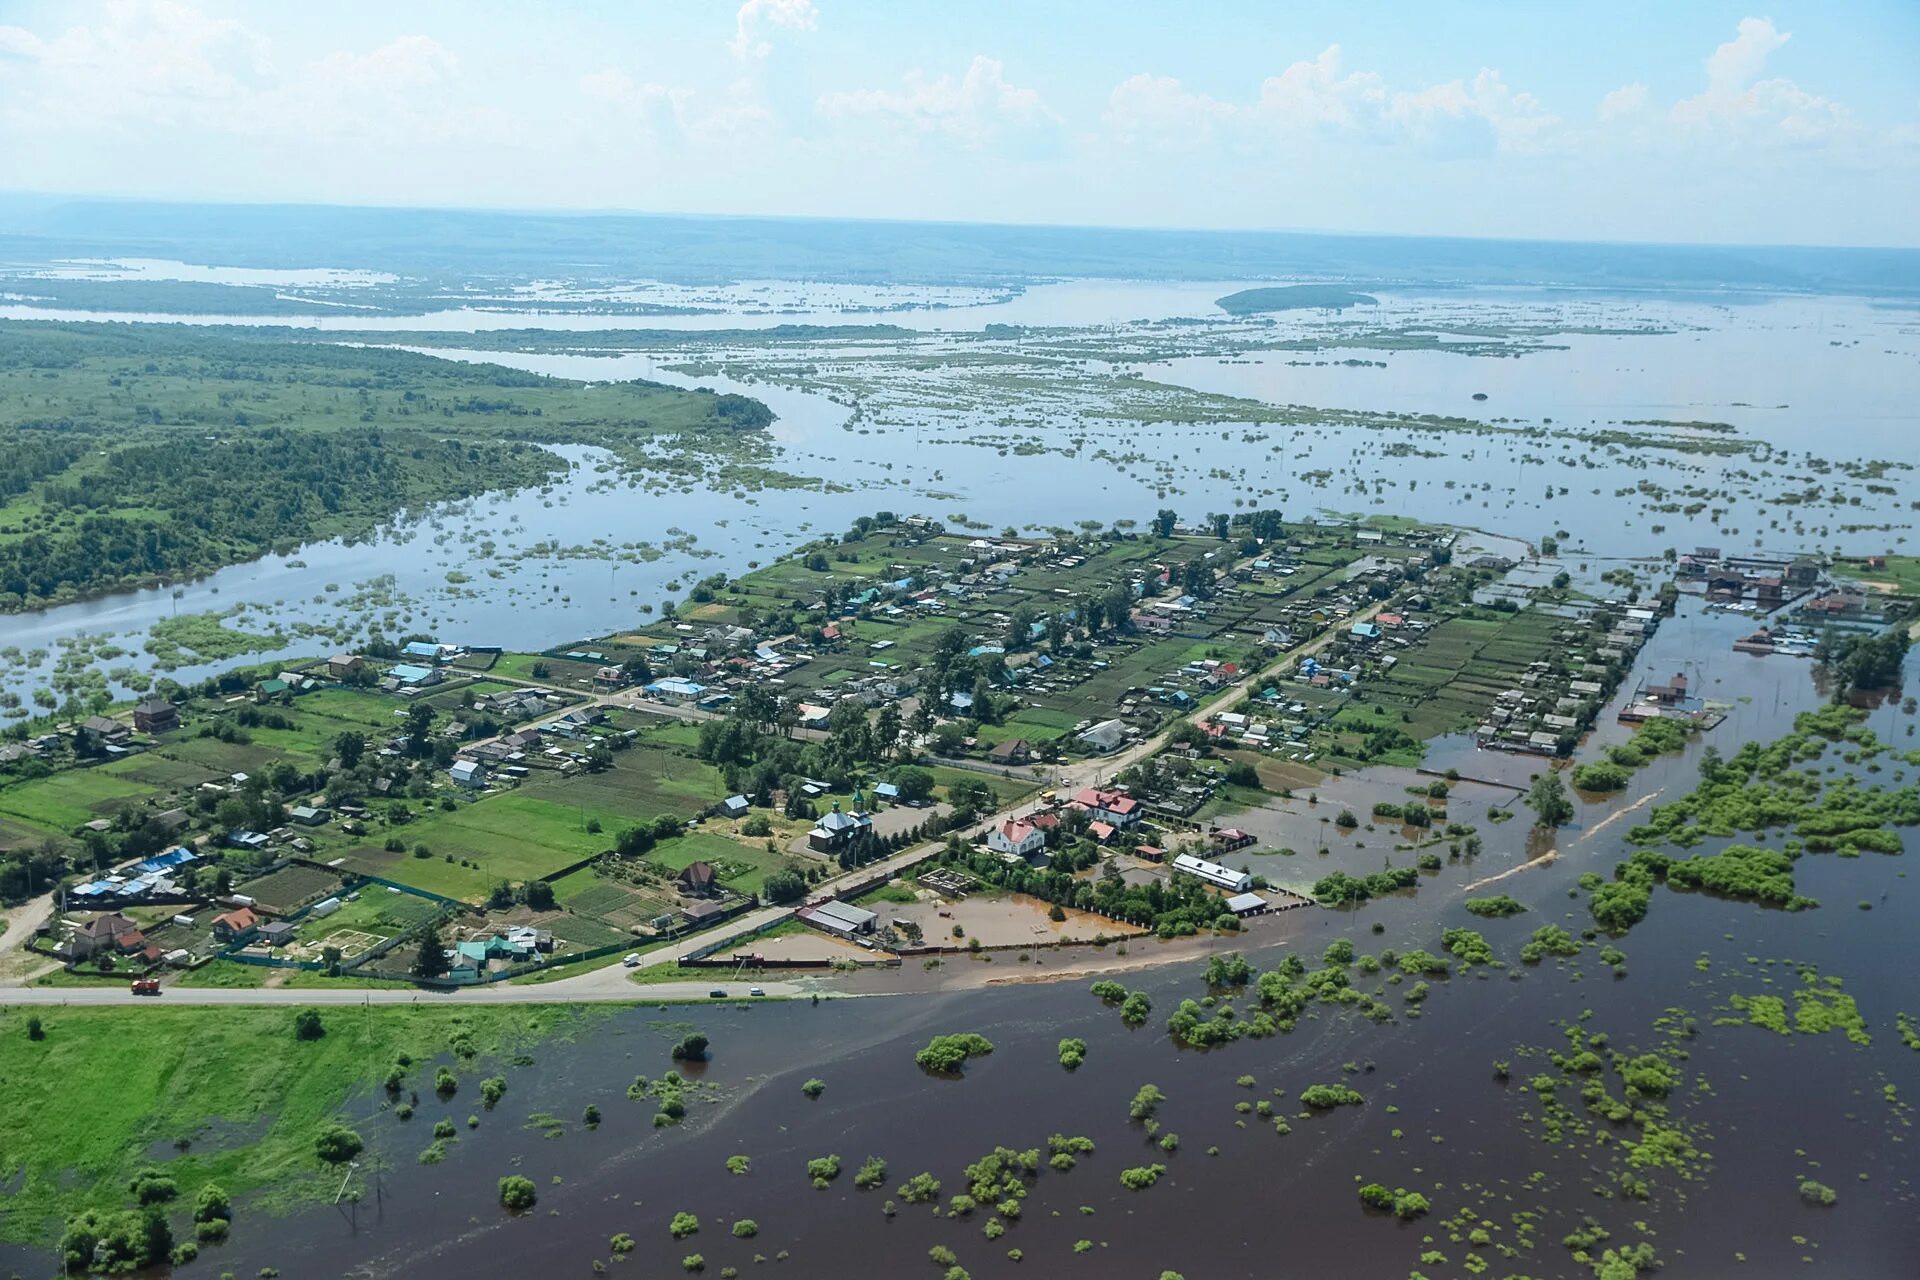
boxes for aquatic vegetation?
[1299,1084,1364,1110]
[1119,1164,1167,1190]
[915,1034,995,1073]
[1357,1182,1430,1219]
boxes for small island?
[1216,285,1379,315]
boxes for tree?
[762,868,806,904]
[892,766,935,804]
[1527,772,1574,828]
[672,1032,710,1062]
[411,919,450,979]
[1152,509,1179,538]
[314,1124,364,1165]
[293,1009,326,1041]
[499,1175,538,1210]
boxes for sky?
[0,0,1915,247]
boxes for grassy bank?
[0,1003,602,1244]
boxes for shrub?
[1463,895,1526,918]
[1129,1084,1165,1121]
[479,1076,507,1109]
[732,1219,759,1238]
[854,1156,888,1189]
[1298,1084,1364,1110]
[610,1234,635,1254]
[915,1033,995,1073]
[806,1154,841,1188]
[726,1155,751,1175]
[897,1172,943,1204]
[1119,1164,1167,1190]
[314,1124,364,1165]
[1798,1179,1837,1206]
[801,1078,826,1098]
[670,1211,701,1239]
[1057,1038,1087,1069]
[672,1033,710,1062]
[498,1175,538,1211]
[293,1010,325,1041]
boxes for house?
[64,912,140,959]
[256,921,297,948]
[153,808,191,835]
[1350,621,1382,642]
[987,738,1032,765]
[450,760,486,790]
[1072,787,1142,828]
[798,899,878,937]
[132,700,178,734]
[873,782,901,803]
[676,861,718,897]
[720,795,752,819]
[1171,852,1253,893]
[682,899,728,926]
[644,677,707,704]
[808,805,874,853]
[80,715,130,747]
[1077,719,1128,753]
[986,818,1047,859]
[388,663,441,688]
[593,665,628,690]
[289,805,330,826]
[1646,673,1689,705]
[1210,827,1255,853]
[227,830,269,852]
[212,907,260,943]
[326,653,365,678]
[402,640,453,663]
[1086,820,1118,844]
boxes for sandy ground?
[741,931,874,962]
[888,892,1140,948]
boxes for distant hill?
[1217,285,1379,315]
[2,195,1918,296]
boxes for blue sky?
[1,1,1915,245]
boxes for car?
[749,987,766,997]
[622,954,641,968]
[130,978,161,996]
[708,989,728,999]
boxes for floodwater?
[4,279,1916,706]
[10,671,1909,1279]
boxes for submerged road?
[0,594,1366,1009]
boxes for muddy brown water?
[4,626,1915,1279]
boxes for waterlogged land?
[0,251,1916,1277]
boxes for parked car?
[749,987,766,997]
[622,954,641,968]
[708,989,727,999]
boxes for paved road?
[0,976,815,1007]
[1,596,1372,1008]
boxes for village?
[3,512,1907,994]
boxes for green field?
[0,1005,601,1242]
[337,793,608,900]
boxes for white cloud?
[818,55,1058,152]
[1705,16,1789,94]
[1104,46,1560,155]
[1671,17,1848,143]
[1103,73,1235,147]
[1598,82,1649,121]
[728,0,816,60]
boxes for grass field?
[0,767,154,835]
[516,743,727,822]
[336,792,607,900]
[0,1005,602,1242]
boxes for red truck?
[130,978,162,996]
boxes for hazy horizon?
[2,1,1916,249]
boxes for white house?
[986,818,1046,859]
[450,760,486,790]
[1172,852,1253,893]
